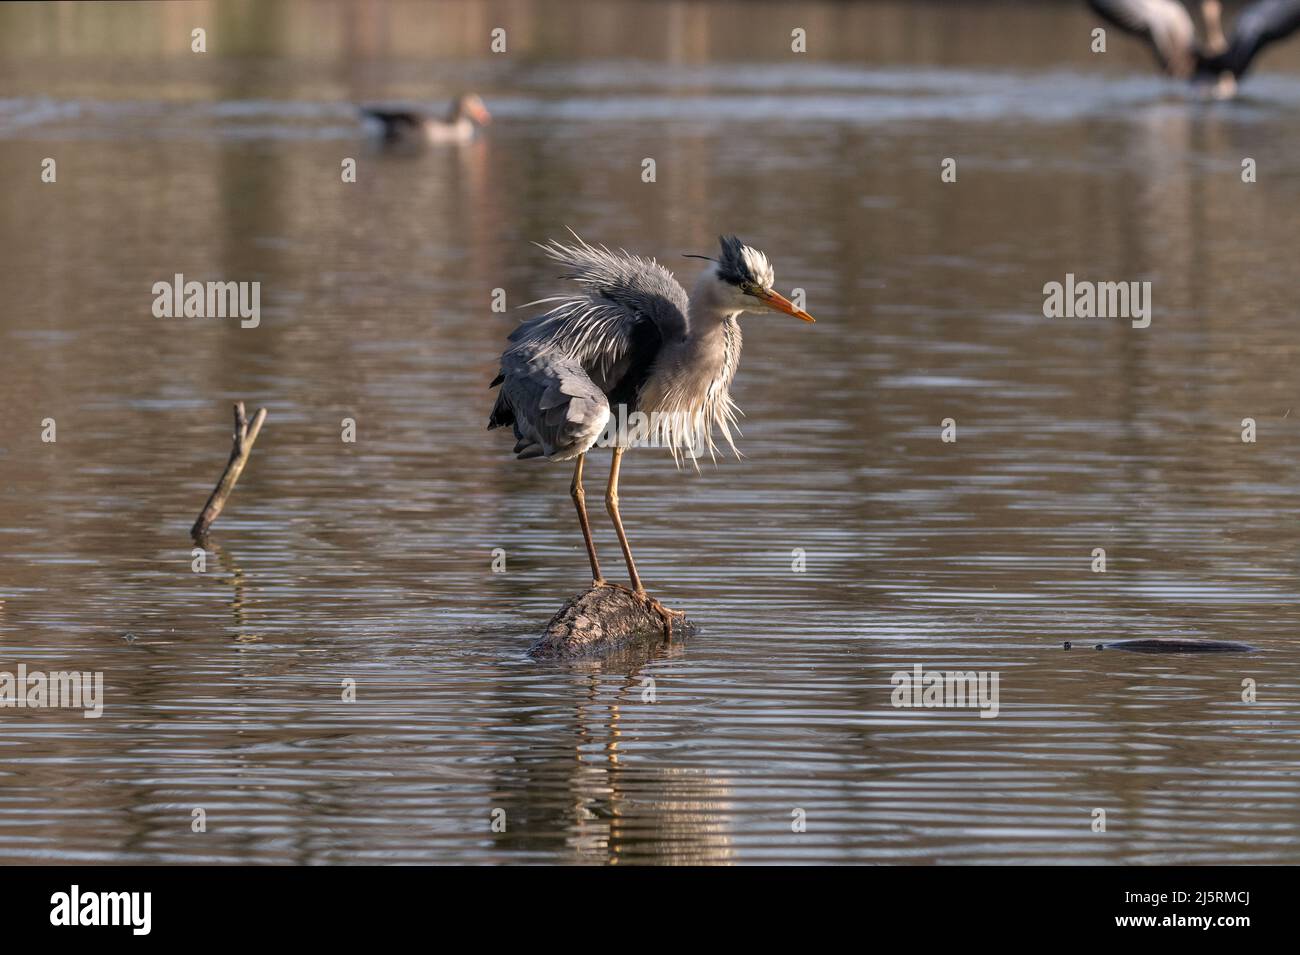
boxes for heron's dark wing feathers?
[1085,0,1199,76]
[488,234,689,460]
[1223,0,1300,76]
[488,352,610,461]
[507,234,689,382]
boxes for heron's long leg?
[570,453,603,584]
[602,448,686,638]
[604,447,644,593]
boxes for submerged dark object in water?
[1064,638,1257,654]
[528,585,695,660]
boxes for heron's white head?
[687,235,816,322]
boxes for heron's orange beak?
[754,288,815,322]
[469,100,492,125]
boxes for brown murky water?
[1,0,1299,864]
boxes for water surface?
[1,0,1299,865]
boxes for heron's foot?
[632,588,686,639]
[593,581,684,638]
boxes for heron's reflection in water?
[492,648,736,865]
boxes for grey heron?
[488,234,815,634]
[1086,0,1300,98]
[360,93,491,145]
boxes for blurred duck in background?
[1085,0,1300,98]
[360,93,492,145]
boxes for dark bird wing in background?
[1219,0,1300,77]
[359,106,423,141]
[1085,0,1200,77]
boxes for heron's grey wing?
[489,234,687,460]
[488,353,611,461]
[506,234,690,385]
[1223,0,1300,76]
[1086,0,1198,76]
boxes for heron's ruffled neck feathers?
[636,267,745,468]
